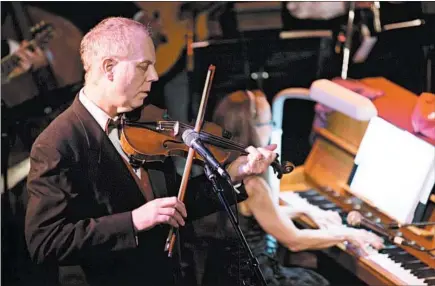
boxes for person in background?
[1,1,49,84]
[189,89,384,286]
[1,38,49,83]
[1,3,52,156]
[1,2,51,103]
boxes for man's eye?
[138,65,149,72]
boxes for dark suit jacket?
[25,97,246,286]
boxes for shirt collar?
[79,88,114,131]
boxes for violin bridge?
[172,121,180,136]
[156,121,180,136]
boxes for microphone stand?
[1,100,11,194]
[341,1,356,79]
[385,221,435,229]
[203,163,267,286]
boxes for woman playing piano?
[188,89,385,286]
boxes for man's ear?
[102,58,117,81]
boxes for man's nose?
[147,65,159,82]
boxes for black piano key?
[387,252,417,264]
[318,202,337,210]
[402,261,428,270]
[311,195,328,201]
[424,276,435,285]
[381,249,408,260]
[305,201,325,207]
[382,249,407,256]
[299,190,319,198]
[306,198,329,207]
[304,197,329,206]
[412,268,435,279]
[380,241,395,249]
[381,247,408,255]
[380,245,400,253]
[319,206,343,214]
[339,214,347,222]
[330,207,343,213]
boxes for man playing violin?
[25,17,277,286]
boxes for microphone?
[346,211,421,249]
[182,129,232,183]
[347,211,390,237]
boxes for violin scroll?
[271,156,295,179]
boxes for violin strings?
[159,121,246,152]
[156,121,282,173]
[177,122,246,151]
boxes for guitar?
[134,2,224,77]
[1,21,54,83]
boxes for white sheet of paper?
[350,116,434,223]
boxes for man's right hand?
[132,197,187,231]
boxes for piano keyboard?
[281,190,435,286]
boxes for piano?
[271,78,435,285]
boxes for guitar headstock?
[30,21,55,48]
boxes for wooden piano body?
[272,77,435,285]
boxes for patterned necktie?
[105,117,154,201]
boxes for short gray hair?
[80,17,150,76]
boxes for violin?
[119,103,295,179]
[121,65,292,257]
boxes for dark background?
[1,2,434,285]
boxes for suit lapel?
[146,165,168,199]
[145,159,178,199]
[71,96,178,205]
[71,97,146,208]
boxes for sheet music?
[350,116,434,223]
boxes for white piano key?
[367,251,427,285]
[281,191,430,286]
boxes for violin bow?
[164,65,216,256]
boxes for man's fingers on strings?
[245,148,263,163]
[264,144,277,151]
[256,146,277,162]
[245,146,261,158]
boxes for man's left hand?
[226,144,277,183]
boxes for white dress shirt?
[79,88,142,178]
